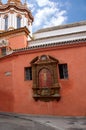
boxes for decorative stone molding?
[8,27,15,30]
[10,10,14,14]
[8,0,21,5]
[0,39,9,47]
[16,14,22,18]
[31,55,61,102]
[0,27,30,38]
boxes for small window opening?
[1,47,6,56]
[17,16,21,28]
[4,16,8,30]
[25,67,32,80]
[58,64,68,79]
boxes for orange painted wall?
[8,34,27,49]
[0,57,14,112]
[0,44,86,116]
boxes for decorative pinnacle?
[24,0,27,6]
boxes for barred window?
[25,67,32,80]
[58,64,68,79]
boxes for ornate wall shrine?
[31,55,60,101]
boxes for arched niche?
[30,55,61,101]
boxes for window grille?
[25,67,32,80]
[58,64,68,79]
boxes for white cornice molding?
[34,26,86,40]
[29,31,86,47]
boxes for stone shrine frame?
[30,55,61,101]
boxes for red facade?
[0,39,86,116]
[0,1,86,115]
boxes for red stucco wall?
[8,34,27,49]
[0,44,86,116]
[0,57,14,112]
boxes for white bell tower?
[0,0,34,36]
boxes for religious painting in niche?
[30,55,61,101]
[38,68,52,88]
